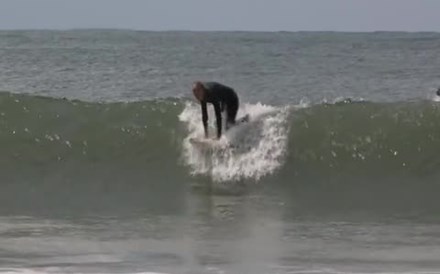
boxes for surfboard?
[189,137,218,147]
[189,114,250,148]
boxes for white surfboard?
[189,114,250,148]
[189,137,217,147]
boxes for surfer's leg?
[225,101,238,130]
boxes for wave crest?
[179,102,291,182]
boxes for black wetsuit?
[200,82,239,138]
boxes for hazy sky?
[1,0,440,32]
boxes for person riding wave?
[192,81,239,139]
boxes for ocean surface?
[0,30,440,274]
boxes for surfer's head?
[192,81,206,102]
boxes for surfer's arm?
[201,102,209,138]
[213,102,222,139]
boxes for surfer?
[192,81,239,139]
[437,87,440,96]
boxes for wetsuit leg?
[225,95,239,130]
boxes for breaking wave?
[1,91,440,183]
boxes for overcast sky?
[1,0,440,32]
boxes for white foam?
[179,102,291,182]
[0,269,63,274]
[0,267,167,274]
[0,269,168,274]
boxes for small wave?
[1,92,440,184]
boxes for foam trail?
[0,270,169,274]
[179,102,291,182]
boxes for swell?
[0,91,182,157]
[0,92,185,184]
[1,92,440,182]
[287,100,440,180]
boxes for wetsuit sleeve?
[213,102,222,139]
[201,102,208,138]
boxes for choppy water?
[0,30,440,274]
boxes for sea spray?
[179,102,291,182]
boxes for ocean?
[0,30,440,274]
